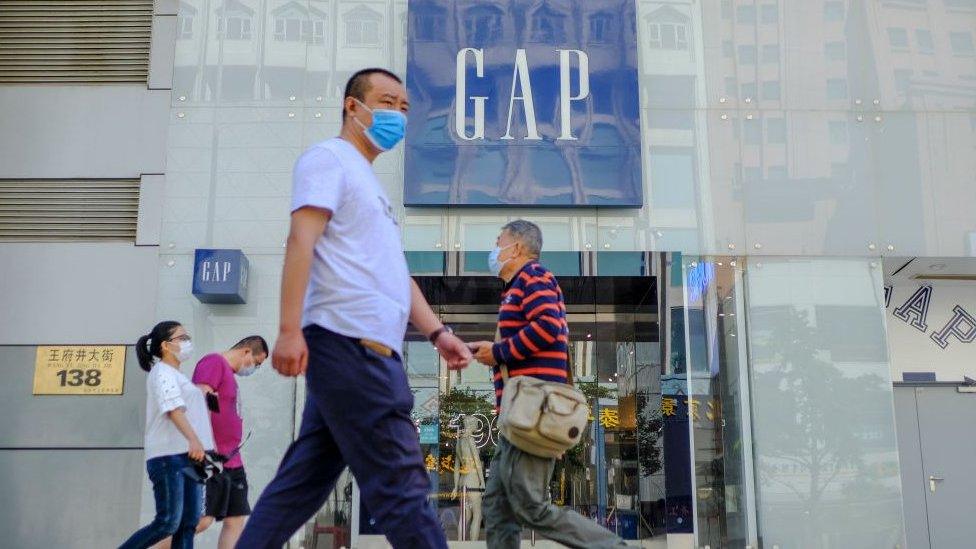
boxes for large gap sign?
[405,0,642,207]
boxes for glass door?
[417,311,497,543]
[564,307,663,542]
[403,273,667,545]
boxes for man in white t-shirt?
[237,68,471,549]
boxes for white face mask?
[174,341,193,363]
[236,362,258,377]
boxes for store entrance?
[400,273,668,544]
[299,253,773,548]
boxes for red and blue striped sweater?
[491,262,570,408]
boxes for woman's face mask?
[352,97,407,152]
[167,339,193,363]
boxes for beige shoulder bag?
[496,355,589,459]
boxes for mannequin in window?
[451,414,485,540]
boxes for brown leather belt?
[359,338,393,358]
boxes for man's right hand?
[436,332,473,371]
[273,329,308,377]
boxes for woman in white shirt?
[121,321,215,549]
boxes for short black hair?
[342,68,403,123]
[232,335,269,357]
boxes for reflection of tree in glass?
[437,387,496,456]
[636,392,663,478]
[554,382,618,507]
[752,308,901,546]
[561,381,616,469]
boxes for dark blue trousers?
[237,325,446,549]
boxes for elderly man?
[469,220,627,549]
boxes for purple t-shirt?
[191,354,244,469]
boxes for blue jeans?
[120,453,202,549]
[238,325,446,549]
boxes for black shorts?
[204,466,251,519]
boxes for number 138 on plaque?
[33,345,126,395]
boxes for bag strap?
[565,343,575,388]
[216,431,252,463]
[495,326,509,383]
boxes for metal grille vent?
[0,179,140,241]
[0,0,153,84]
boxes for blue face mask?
[353,98,407,152]
[488,244,514,277]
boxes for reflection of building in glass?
[636,0,710,252]
[174,0,400,102]
[695,0,976,255]
[858,0,976,255]
[465,5,503,47]
[343,5,382,46]
[178,3,197,40]
[217,0,254,40]
[273,2,326,44]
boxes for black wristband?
[428,325,453,345]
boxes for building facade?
[1,0,975,548]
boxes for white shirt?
[144,361,215,461]
[291,138,411,352]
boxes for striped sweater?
[491,262,570,408]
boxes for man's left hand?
[435,333,473,371]
[469,341,497,366]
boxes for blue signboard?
[419,423,439,444]
[192,249,249,304]
[405,0,642,207]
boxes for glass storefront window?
[744,258,905,548]
[539,251,582,276]
[405,251,446,275]
[674,256,906,548]
[681,256,757,548]
[461,251,491,275]
[597,252,646,276]
[197,251,903,549]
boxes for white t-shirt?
[291,138,411,352]
[144,362,215,461]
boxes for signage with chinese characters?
[590,407,622,428]
[33,346,126,395]
[405,0,642,207]
[424,453,483,476]
[192,249,249,304]
[660,395,722,423]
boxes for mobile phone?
[206,392,220,413]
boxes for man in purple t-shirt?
[191,335,268,549]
